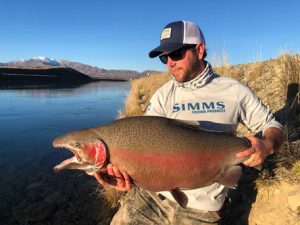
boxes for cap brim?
[149,43,185,58]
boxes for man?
[95,20,284,224]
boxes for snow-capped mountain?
[32,56,60,66]
[1,56,60,67]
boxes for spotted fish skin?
[53,116,250,206]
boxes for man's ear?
[195,43,205,60]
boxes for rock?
[287,191,300,212]
[249,182,300,225]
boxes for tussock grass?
[119,71,171,118]
[97,185,126,208]
[292,160,300,177]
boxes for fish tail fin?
[170,188,188,209]
[217,166,242,188]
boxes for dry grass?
[119,71,171,118]
[292,160,300,176]
[97,185,127,208]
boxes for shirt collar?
[173,62,214,89]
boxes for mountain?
[0,56,148,80]
[59,60,140,80]
[0,56,60,67]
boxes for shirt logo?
[147,102,152,111]
[173,101,226,114]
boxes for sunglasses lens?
[169,50,184,61]
[159,45,195,64]
[159,55,168,64]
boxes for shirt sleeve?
[237,83,283,133]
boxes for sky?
[1,0,300,72]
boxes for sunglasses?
[159,45,196,64]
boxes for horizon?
[2,0,300,72]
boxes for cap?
[149,20,206,58]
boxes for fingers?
[236,147,256,158]
[122,171,132,190]
[242,155,262,167]
[94,163,132,191]
[107,164,125,187]
[236,148,260,167]
[236,136,264,167]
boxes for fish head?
[52,129,107,175]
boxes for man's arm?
[236,127,285,167]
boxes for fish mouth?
[52,142,88,173]
[52,140,103,175]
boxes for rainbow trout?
[53,116,250,208]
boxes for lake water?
[0,81,131,225]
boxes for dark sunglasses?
[159,45,196,64]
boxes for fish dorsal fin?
[170,188,188,209]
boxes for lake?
[0,81,131,225]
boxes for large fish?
[53,116,250,208]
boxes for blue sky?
[1,0,300,72]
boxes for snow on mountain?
[32,56,60,65]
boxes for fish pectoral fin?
[170,188,188,209]
[217,166,242,188]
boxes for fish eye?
[74,142,82,148]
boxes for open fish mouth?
[53,155,81,172]
[52,143,83,172]
[52,142,102,175]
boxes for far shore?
[0,66,132,89]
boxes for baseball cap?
[149,20,206,58]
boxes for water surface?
[0,81,130,225]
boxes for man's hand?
[236,127,284,167]
[236,136,272,167]
[93,164,133,192]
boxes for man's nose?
[167,57,176,67]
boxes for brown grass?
[119,71,172,118]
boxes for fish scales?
[53,116,251,207]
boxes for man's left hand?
[236,136,273,167]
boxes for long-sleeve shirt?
[145,62,283,211]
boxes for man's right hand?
[93,163,133,192]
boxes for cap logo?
[160,28,171,40]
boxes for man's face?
[160,44,204,83]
